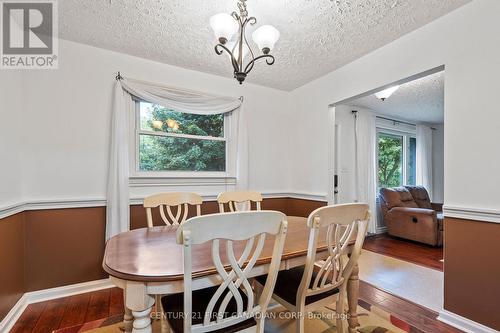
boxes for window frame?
[376,120,416,189]
[129,99,236,180]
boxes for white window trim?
[376,123,417,188]
[129,100,236,181]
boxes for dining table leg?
[123,294,133,333]
[347,263,360,333]
[125,281,155,333]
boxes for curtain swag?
[106,75,248,239]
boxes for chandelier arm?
[244,54,275,74]
[242,19,256,74]
[215,44,240,72]
[245,16,257,26]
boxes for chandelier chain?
[237,0,248,19]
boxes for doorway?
[330,67,445,312]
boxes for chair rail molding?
[443,205,500,224]
[438,309,499,333]
[0,191,328,220]
[0,279,113,333]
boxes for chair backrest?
[217,191,263,212]
[297,203,370,304]
[177,211,288,333]
[143,192,203,227]
[404,185,432,209]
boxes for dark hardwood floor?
[10,288,124,333]
[363,233,444,271]
[11,283,462,333]
[359,281,463,333]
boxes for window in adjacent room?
[377,130,416,188]
[134,101,229,175]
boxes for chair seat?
[161,285,257,333]
[255,266,339,306]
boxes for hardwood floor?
[363,233,444,271]
[10,288,124,333]
[11,283,462,333]
[359,281,462,333]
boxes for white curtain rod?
[373,115,437,130]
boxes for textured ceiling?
[59,0,469,91]
[351,71,444,124]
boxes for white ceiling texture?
[352,70,444,124]
[59,0,469,91]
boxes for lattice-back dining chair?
[161,211,288,333]
[143,192,203,227]
[255,203,370,333]
[217,191,263,212]
[142,192,203,332]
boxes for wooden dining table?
[103,216,361,333]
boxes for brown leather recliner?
[379,186,443,246]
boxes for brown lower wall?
[0,213,25,321]
[444,218,500,330]
[0,197,326,321]
[24,207,108,291]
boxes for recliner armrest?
[390,207,435,216]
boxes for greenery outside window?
[133,101,230,177]
[377,130,416,189]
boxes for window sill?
[129,175,237,187]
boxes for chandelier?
[210,0,280,84]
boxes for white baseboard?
[0,278,114,332]
[438,309,499,333]
[0,294,28,333]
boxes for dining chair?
[217,190,263,212]
[255,203,370,333]
[161,210,288,333]
[142,192,203,332]
[143,192,203,227]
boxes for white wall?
[432,124,444,203]
[290,0,500,212]
[334,105,364,204]
[0,71,25,207]
[1,39,292,206]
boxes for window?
[134,101,229,175]
[377,130,416,188]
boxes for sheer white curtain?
[416,124,433,200]
[106,77,246,239]
[354,111,378,234]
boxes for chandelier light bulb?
[374,85,400,101]
[209,13,239,44]
[252,25,280,54]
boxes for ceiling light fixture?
[375,85,400,101]
[210,0,280,84]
